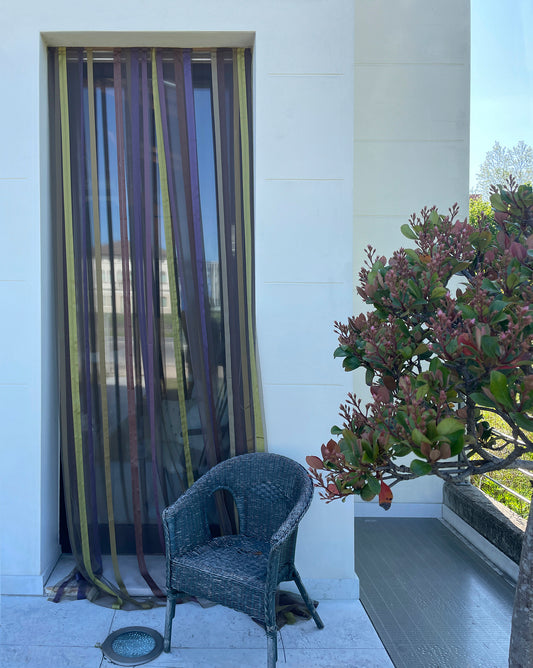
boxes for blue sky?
[470,0,533,187]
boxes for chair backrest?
[195,452,313,542]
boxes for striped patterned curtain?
[49,46,263,606]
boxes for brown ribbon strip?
[114,49,164,598]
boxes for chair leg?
[267,631,277,668]
[164,591,177,652]
[265,587,278,667]
[292,569,324,629]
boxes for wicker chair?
[162,452,324,667]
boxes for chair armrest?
[270,497,311,550]
[162,486,211,557]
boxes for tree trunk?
[509,505,533,667]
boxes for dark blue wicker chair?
[162,452,324,667]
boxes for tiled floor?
[0,592,393,667]
[355,518,516,668]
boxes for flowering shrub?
[307,180,533,507]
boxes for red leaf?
[379,481,393,510]
[306,456,325,470]
[321,439,340,459]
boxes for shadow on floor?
[355,518,516,668]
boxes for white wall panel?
[354,0,470,64]
[256,180,351,284]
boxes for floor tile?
[282,648,394,667]
[121,647,269,667]
[0,596,115,647]
[0,644,103,668]
[390,643,509,668]
[279,600,384,649]
[111,600,269,649]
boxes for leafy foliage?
[307,179,533,506]
[469,194,495,232]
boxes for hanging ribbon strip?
[58,46,122,606]
[183,50,221,463]
[151,48,194,487]
[237,48,264,453]
[231,50,254,452]
[113,49,164,598]
[211,50,237,458]
[86,49,131,599]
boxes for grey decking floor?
[355,518,516,668]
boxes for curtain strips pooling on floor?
[51,46,264,607]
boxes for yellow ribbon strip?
[237,48,265,452]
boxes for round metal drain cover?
[100,626,164,666]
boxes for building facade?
[0,0,470,596]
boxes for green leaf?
[365,368,375,386]
[511,412,533,433]
[362,440,374,459]
[480,335,500,358]
[507,273,520,290]
[490,193,506,211]
[366,477,381,495]
[395,318,410,336]
[401,346,413,359]
[453,261,472,274]
[436,417,465,435]
[490,370,513,410]
[411,428,431,446]
[408,279,422,298]
[393,442,412,457]
[469,391,497,409]
[396,411,408,430]
[360,484,377,502]
[401,224,418,240]
[489,300,507,313]
[410,459,432,476]
[413,343,429,356]
[404,248,419,262]
[333,346,349,359]
[343,448,359,466]
[446,337,458,355]
[426,420,438,440]
[481,278,502,293]
[429,210,440,226]
[415,384,429,401]
[456,303,476,319]
[447,431,465,457]
[342,356,360,372]
[341,429,358,449]
[330,425,342,435]
[431,286,448,299]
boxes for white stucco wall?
[0,0,470,596]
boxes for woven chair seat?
[171,535,271,618]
